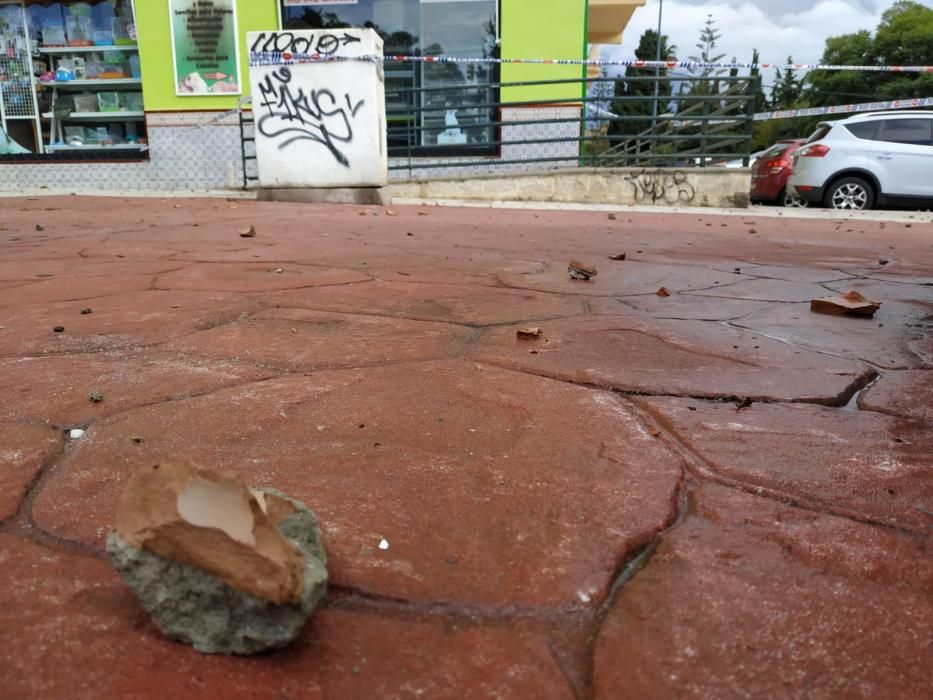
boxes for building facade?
[0,0,643,191]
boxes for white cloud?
[601,0,902,69]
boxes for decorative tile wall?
[0,106,581,191]
[0,111,245,192]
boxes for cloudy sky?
[601,0,928,69]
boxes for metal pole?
[650,0,664,154]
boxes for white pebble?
[68,428,85,440]
[378,539,390,551]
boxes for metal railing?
[239,72,759,186]
[385,73,758,178]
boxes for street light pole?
[650,0,664,153]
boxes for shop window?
[280,0,499,156]
[0,0,145,161]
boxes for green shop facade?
[0,0,643,191]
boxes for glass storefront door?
[280,0,498,155]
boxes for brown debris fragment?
[810,291,881,318]
[608,253,627,261]
[656,287,671,297]
[516,327,542,340]
[114,460,305,605]
[568,260,598,281]
[239,225,257,238]
[607,213,617,221]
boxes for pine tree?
[771,56,803,109]
[688,14,727,83]
[609,29,677,139]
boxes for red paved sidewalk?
[0,197,930,699]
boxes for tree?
[805,1,933,106]
[771,56,803,109]
[688,14,727,89]
[609,29,677,139]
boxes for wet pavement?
[0,197,930,699]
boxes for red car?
[751,139,807,207]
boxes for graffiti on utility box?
[247,28,387,189]
[255,66,365,167]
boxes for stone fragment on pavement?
[656,287,671,297]
[516,326,542,339]
[239,225,256,238]
[107,460,327,654]
[810,290,881,318]
[568,260,598,280]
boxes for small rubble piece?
[239,225,257,238]
[107,460,327,655]
[516,327,542,340]
[378,539,390,551]
[274,268,284,274]
[80,307,92,315]
[608,253,627,261]
[68,428,86,440]
[810,291,881,318]
[656,287,671,297]
[607,213,617,221]
[53,325,65,333]
[89,390,104,403]
[568,260,598,281]
[35,224,44,231]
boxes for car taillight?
[799,144,830,158]
[767,158,790,174]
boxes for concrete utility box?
[247,29,386,189]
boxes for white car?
[788,111,933,210]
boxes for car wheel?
[781,188,809,208]
[825,176,875,211]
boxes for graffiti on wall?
[623,170,696,204]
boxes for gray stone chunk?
[107,490,327,655]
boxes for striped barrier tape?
[754,97,933,121]
[249,51,933,73]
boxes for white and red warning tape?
[250,51,933,73]
[754,97,933,121]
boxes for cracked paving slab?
[165,308,476,371]
[153,262,372,292]
[0,352,270,426]
[0,534,573,700]
[640,398,933,532]
[497,260,747,297]
[593,484,933,700]
[258,280,585,326]
[0,290,260,357]
[0,425,62,521]
[591,293,771,322]
[469,315,872,404]
[735,281,933,370]
[31,360,684,608]
[858,370,933,425]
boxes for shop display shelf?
[39,79,142,89]
[46,143,148,152]
[42,111,145,121]
[38,45,139,54]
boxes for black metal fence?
[239,72,759,187]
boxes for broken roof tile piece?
[810,291,881,318]
[114,460,305,605]
[568,260,598,280]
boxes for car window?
[763,144,790,158]
[806,125,831,144]
[877,118,933,146]
[844,122,879,140]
